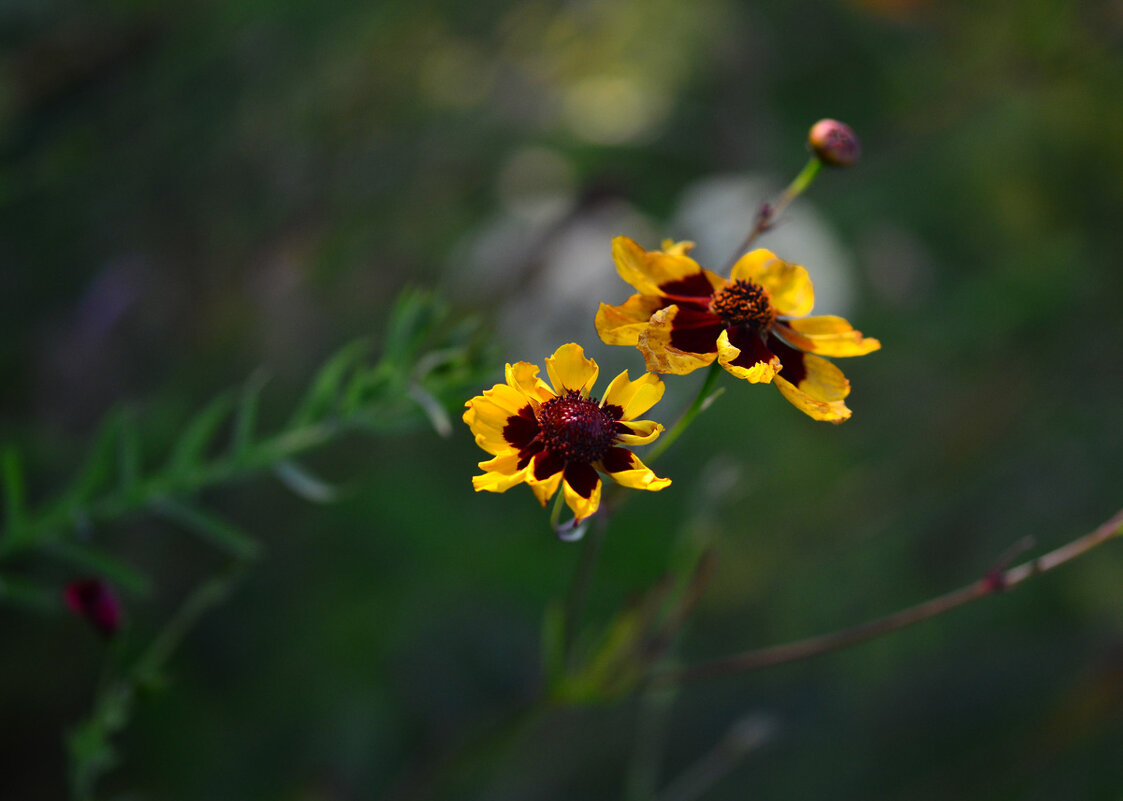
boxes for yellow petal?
[715,328,779,383]
[595,294,665,346]
[462,396,517,456]
[505,361,556,404]
[638,306,718,375]
[775,317,881,358]
[612,236,713,297]
[472,452,529,492]
[615,419,663,445]
[545,343,599,397]
[562,473,602,522]
[774,375,852,423]
[600,369,665,421]
[601,451,671,491]
[730,249,814,317]
[660,239,695,257]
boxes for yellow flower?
[596,237,881,423]
[463,343,671,522]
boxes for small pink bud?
[808,119,861,167]
[64,578,123,637]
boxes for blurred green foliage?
[3,0,1123,799]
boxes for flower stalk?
[722,155,822,273]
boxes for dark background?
[3,0,1123,798]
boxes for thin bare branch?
[659,507,1123,685]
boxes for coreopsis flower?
[464,343,671,522]
[596,237,880,422]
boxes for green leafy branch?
[0,288,492,595]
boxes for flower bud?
[808,119,860,167]
[64,578,123,637]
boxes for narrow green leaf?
[2,447,27,538]
[0,573,60,611]
[381,288,432,366]
[407,383,452,437]
[45,541,152,596]
[153,498,260,559]
[272,459,339,503]
[289,339,370,426]
[117,411,142,494]
[61,412,124,509]
[231,370,269,461]
[167,392,235,472]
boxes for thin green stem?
[562,515,608,670]
[0,418,346,563]
[549,488,566,531]
[68,564,245,801]
[646,363,723,465]
[722,156,823,274]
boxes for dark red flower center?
[709,279,776,331]
[537,390,618,464]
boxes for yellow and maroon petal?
[768,336,850,402]
[545,342,599,397]
[613,236,703,296]
[561,462,603,521]
[715,328,780,383]
[525,451,565,506]
[463,398,517,456]
[600,369,665,421]
[729,249,815,318]
[595,294,666,347]
[767,336,853,422]
[638,306,720,375]
[505,361,556,405]
[472,452,531,493]
[774,316,881,357]
[599,448,671,491]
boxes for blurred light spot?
[859,223,934,309]
[497,147,577,224]
[672,174,857,314]
[562,75,669,144]
[419,41,494,109]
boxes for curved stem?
[646,364,723,465]
[721,156,823,273]
[657,507,1123,684]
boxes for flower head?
[64,578,124,637]
[464,343,671,522]
[596,237,880,422]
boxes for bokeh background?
[4,0,1123,798]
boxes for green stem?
[549,488,566,531]
[68,565,245,801]
[0,418,345,563]
[561,515,608,670]
[722,155,823,273]
[646,364,723,465]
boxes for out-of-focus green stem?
[646,363,723,465]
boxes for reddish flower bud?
[64,578,123,637]
[808,119,861,167]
